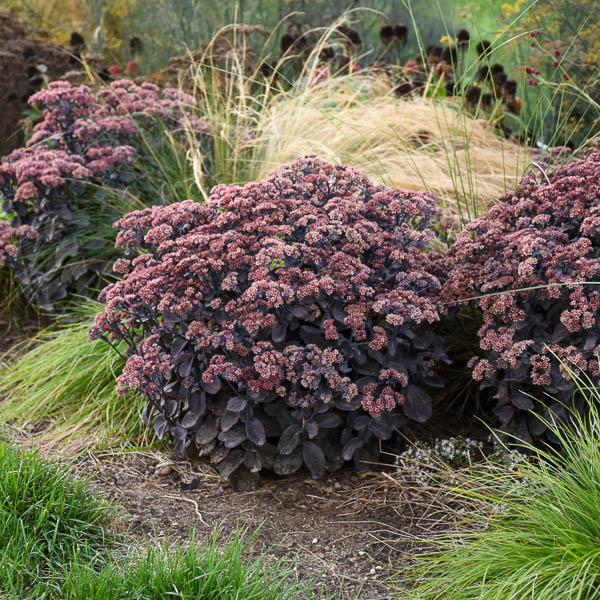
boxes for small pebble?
[312,537,318,544]
[155,464,173,477]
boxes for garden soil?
[72,449,448,600]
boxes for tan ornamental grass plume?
[250,75,532,223]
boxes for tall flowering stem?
[90,156,447,479]
[444,152,600,442]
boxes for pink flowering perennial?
[444,152,600,442]
[0,79,207,309]
[91,156,447,479]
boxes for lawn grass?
[0,442,113,599]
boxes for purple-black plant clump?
[90,156,447,479]
[444,153,600,442]
[0,79,207,309]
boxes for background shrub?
[511,0,600,149]
[0,79,207,310]
[443,152,600,442]
[91,155,447,479]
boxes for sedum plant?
[91,156,447,479]
[444,152,600,442]
[0,79,207,309]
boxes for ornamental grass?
[250,78,531,224]
[396,367,600,599]
[0,300,149,452]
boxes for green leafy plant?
[61,528,318,600]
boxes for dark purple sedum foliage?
[90,156,447,479]
[0,79,206,308]
[444,153,600,442]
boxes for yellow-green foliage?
[2,0,86,46]
[2,0,139,62]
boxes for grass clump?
[0,300,149,452]
[396,370,600,599]
[252,82,530,222]
[61,529,311,600]
[0,442,113,598]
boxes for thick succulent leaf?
[246,417,266,446]
[195,415,220,445]
[220,410,240,432]
[413,329,434,350]
[299,325,325,346]
[272,323,287,343]
[227,396,248,412]
[551,323,569,344]
[368,419,393,440]
[277,424,302,455]
[172,425,187,440]
[189,391,206,415]
[212,444,231,464]
[273,449,303,475]
[512,393,534,411]
[217,449,245,478]
[303,441,326,479]
[201,378,221,395]
[177,353,194,377]
[154,415,168,440]
[495,404,515,426]
[403,385,432,423]
[218,424,247,448]
[173,438,187,459]
[171,337,188,359]
[291,305,309,319]
[305,421,319,439]
[181,411,202,429]
[244,448,263,473]
[314,413,343,428]
[342,437,363,461]
[352,415,371,431]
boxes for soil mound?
[0,11,77,155]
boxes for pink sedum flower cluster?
[0,79,207,308]
[91,156,447,478]
[444,152,600,441]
